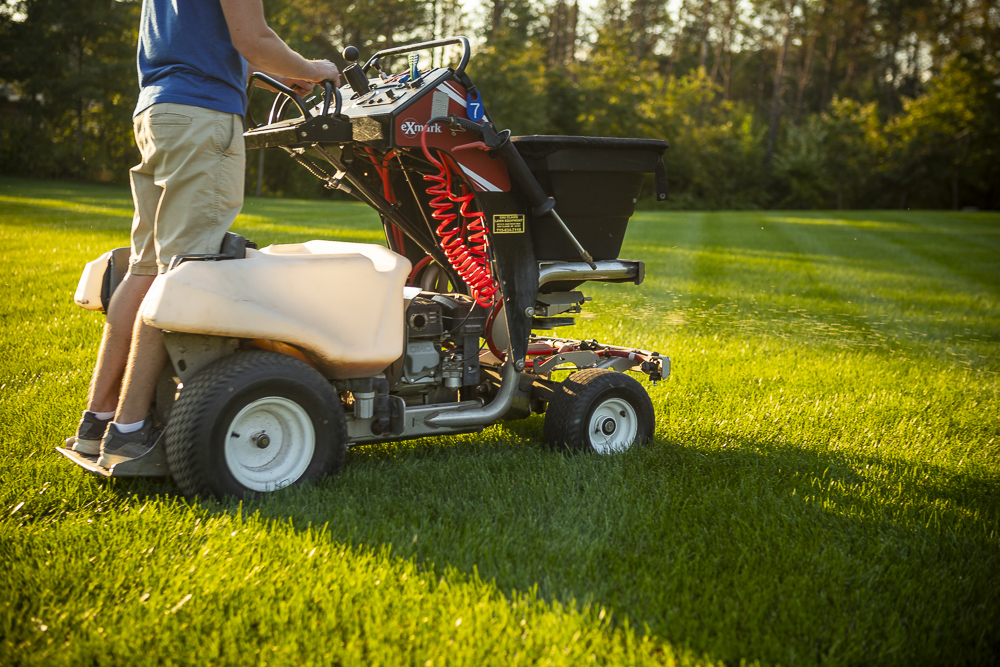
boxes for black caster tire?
[543,368,655,454]
[165,351,347,499]
[412,260,454,293]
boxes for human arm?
[220,0,340,85]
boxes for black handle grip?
[250,72,311,119]
[320,81,331,116]
[448,115,483,133]
[320,81,343,117]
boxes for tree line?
[1,0,997,209]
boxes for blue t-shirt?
[134,0,247,116]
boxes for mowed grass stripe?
[605,210,1000,661]
[1,178,998,665]
[4,504,679,666]
[775,210,1000,366]
[768,212,964,351]
[896,209,1000,262]
[556,207,996,664]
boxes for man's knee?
[118,272,157,298]
[106,273,157,324]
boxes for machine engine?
[390,291,488,403]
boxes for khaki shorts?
[129,103,246,275]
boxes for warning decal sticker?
[493,214,525,234]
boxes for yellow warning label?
[493,214,525,234]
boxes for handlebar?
[246,74,343,130]
[363,36,471,75]
[319,81,343,117]
[250,73,311,119]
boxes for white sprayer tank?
[141,240,412,379]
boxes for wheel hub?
[588,397,639,454]
[251,431,271,449]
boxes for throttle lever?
[342,46,372,98]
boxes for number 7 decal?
[466,90,485,121]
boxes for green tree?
[0,0,139,180]
[885,55,1000,209]
[768,96,884,209]
[818,96,881,209]
[651,68,768,209]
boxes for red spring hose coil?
[420,126,498,307]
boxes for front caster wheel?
[166,351,347,499]
[544,369,655,454]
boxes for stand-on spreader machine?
[59,37,671,498]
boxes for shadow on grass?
[95,414,1000,665]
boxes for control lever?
[319,81,343,117]
[437,115,596,269]
[342,46,371,98]
[370,57,388,80]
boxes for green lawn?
[1,176,998,665]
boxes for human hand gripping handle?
[222,0,341,88]
[257,64,341,97]
[307,61,341,88]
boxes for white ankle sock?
[113,419,145,434]
[88,410,116,421]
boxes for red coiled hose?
[420,127,498,307]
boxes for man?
[68,0,341,467]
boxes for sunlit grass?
[765,215,915,231]
[1,177,998,665]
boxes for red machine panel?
[394,80,511,193]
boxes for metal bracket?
[244,114,353,151]
[162,333,239,383]
[532,350,601,376]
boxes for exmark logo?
[400,118,443,137]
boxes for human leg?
[114,104,245,422]
[96,105,246,462]
[69,273,156,454]
[69,118,160,454]
[113,311,169,425]
[85,273,157,414]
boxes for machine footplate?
[55,433,171,478]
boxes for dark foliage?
[1,0,997,209]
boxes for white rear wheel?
[166,351,347,499]
[224,397,315,492]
